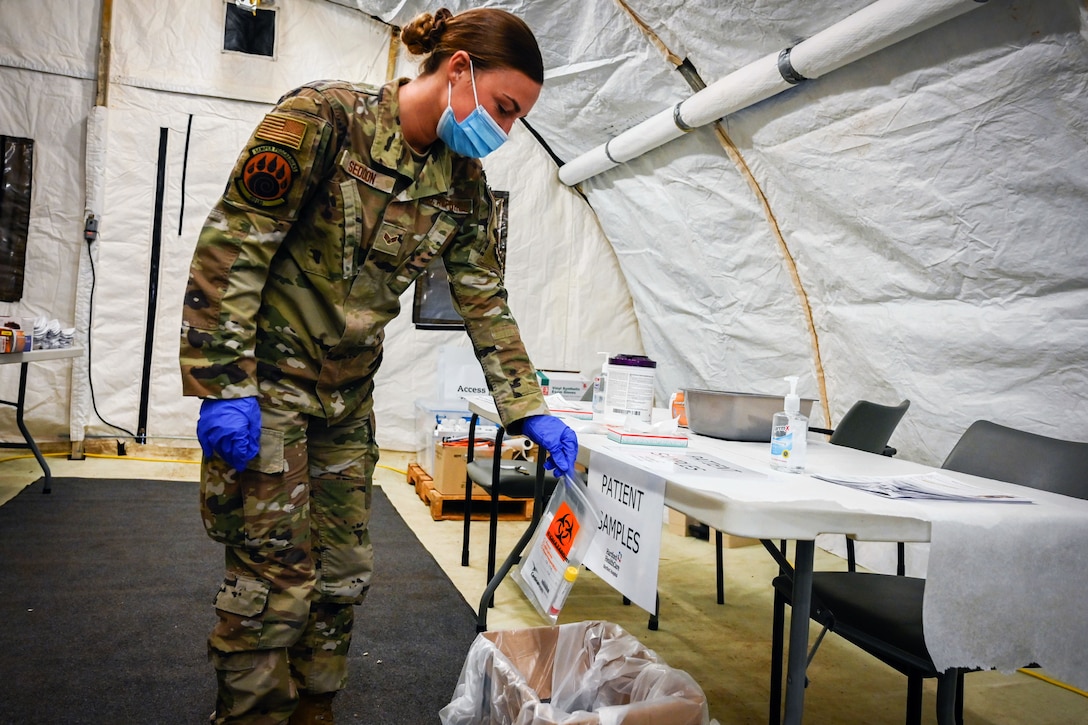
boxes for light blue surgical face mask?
[436,59,508,158]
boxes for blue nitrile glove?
[522,415,579,478]
[197,398,261,472]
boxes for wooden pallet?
[407,462,436,499]
[406,462,532,522]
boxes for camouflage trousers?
[200,404,377,725]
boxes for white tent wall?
[559,0,1088,466]
[0,1,98,447]
[72,0,395,450]
[344,0,1088,466]
[3,0,1085,465]
[375,121,643,447]
[85,85,264,446]
[0,0,640,453]
[365,24,642,450]
[581,135,823,414]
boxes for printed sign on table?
[583,454,666,614]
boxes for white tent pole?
[558,0,990,186]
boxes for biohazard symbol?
[242,149,295,202]
[546,501,580,560]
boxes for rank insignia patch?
[237,145,299,207]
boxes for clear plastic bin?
[440,620,715,725]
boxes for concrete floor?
[1,447,1085,724]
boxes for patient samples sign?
[583,455,666,613]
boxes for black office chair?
[711,399,911,605]
[459,413,550,608]
[809,398,911,458]
[768,420,1088,725]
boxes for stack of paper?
[812,472,1033,503]
[544,394,594,420]
[606,426,689,447]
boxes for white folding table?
[0,347,84,494]
[469,399,1088,724]
[579,430,1088,724]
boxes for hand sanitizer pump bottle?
[592,352,610,417]
[770,376,808,473]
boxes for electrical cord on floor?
[1017,668,1088,698]
[84,214,138,441]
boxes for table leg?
[475,496,539,632]
[783,539,814,724]
[10,362,54,494]
[475,454,547,632]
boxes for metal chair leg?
[934,669,961,725]
[906,675,922,725]
[955,669,965,725]
[716,529,725,604]
[461,413,480,568]
[485,427,506,608]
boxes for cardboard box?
[431,441,533,497]
[665,508,757,547]
[440,621,710,724]
[666,508,697,537]
[536,369,590,400]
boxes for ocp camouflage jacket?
[180,78,548,429]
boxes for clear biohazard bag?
[514,473,600,623]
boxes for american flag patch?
[255,114,307,150]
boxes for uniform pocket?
[213,572,271,617]
[240,437,309,551]
[200,457,244,547]
[386,213,460,296]
[248,428,286,474]
[291,180,362,280]
[202,427,307,552]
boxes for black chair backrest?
[829,399,911,455]
[941,420,1088,500]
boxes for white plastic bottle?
[770,376,808,473]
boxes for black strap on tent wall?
[136,127,169,444]
[178,115,193,236]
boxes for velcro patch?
[236,145,299,208]
[373,223,406,256]
[340,151,396,194]
[255,114,308,150]
[428,196,472,215]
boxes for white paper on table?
[922,493,1088,690]
[812,472,1034,503]
[597,442,763,482]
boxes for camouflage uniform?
[181,78,548,724]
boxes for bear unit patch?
[237,145,300,208]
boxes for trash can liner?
[440,620,712,725]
